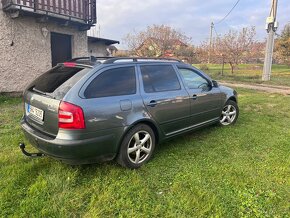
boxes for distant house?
[108,45,119,56]
[0,0,120,94]
[88,36,119,57]
[115,49,131,57]
[136,37,188,58]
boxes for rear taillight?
[58,101,85,129]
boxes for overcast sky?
[89,0,290,49]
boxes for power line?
[215,0,241,25]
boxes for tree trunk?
[229,62,234,74]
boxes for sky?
[88,0,290,49]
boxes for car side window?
[178,68,209,89]
[140,65,181,93]
[84,66,136,98]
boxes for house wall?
[88,42,109,57]
[0,8,88,93]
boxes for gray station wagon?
[20,57,239,168]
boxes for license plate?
[27,104,44,121]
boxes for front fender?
[219,85,238,105]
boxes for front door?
[51,32,72,67]
[177,67,222,125]
[139,64,191,135]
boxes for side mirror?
[212,80,219,88]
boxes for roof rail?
[69,56,115,62]
[103,57,182,64]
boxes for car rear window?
[29,66,90,99]
[84,66,136,98]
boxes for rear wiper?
[32,87,55,99]
[32,87,46,95]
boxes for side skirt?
[164,117,219,139]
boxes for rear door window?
[29,66,90,99]
[140,65,181,93]
[84,66,136,98]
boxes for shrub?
[199,64,209,71]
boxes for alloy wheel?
[127,130,152,164]
[220,104,237,125]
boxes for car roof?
[66,56,182,67]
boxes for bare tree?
[123,25,192,58]
[196,27,257,73]
[195,41,210,63]
[175,45,198,63]
[215,27,257,74]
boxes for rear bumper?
[21,118,123,164]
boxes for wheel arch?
[228,96,237,103]
[116,119,161,155]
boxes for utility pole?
[262,0,278,81]
[208,22,214,64]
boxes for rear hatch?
[23,64,91,137]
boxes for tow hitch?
[19,143,45,158]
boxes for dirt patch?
[220,81,290,95]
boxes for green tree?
[275,24,290,65]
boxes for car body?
[21,57,239,168]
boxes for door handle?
[191,94,197,100]
[147,100,157,107]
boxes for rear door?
[24,65,90,137]
[139,64,191,135]
[79,65,139,132]
[177,67,222,125]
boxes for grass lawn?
[194,64,290,87]
[0,89,289,217]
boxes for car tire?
[219,100,239,126]
[117,124,156,169]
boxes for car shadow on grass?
[155,124,220,153]
[25,122,241,176]
[75,125,221,170]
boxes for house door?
[51,32,72,67]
